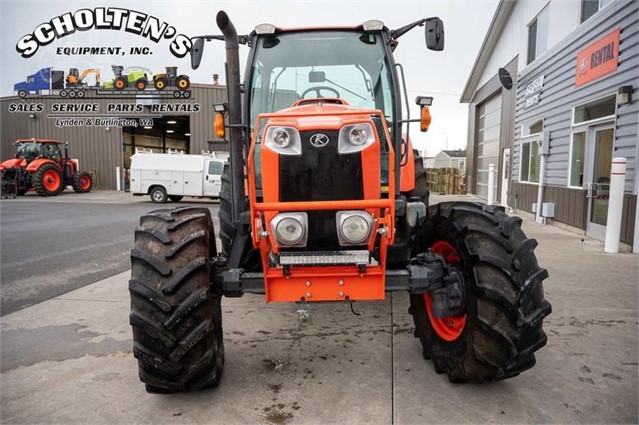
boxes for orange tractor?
[0,139,92,196]
[129,12,551,393]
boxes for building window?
[581,0,614,23]
[527,6,549,64]
[573,94,616,125]
[520,139,541,183]
[569,132,586,187]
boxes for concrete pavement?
[1,204,637,424]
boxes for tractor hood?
[264,100,379,130]
[0,158,26,170]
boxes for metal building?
[1,84,227,190]
[461,0,638,248]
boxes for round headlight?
[275,217,304,245]
[272,128,290,147]
[340,215,370,244]
[348,126,368,145]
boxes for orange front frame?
[247,108,396,303]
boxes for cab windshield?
[248,30,394,129]
[16,143,42,161]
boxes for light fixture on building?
[617,86,633,105]
[167,119,177,124]
[185,132,191,136]
[28,113,36,119]
[144,126,152,129]
[166,129,174,134]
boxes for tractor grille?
[278,130,364,251]
[278,130,363,202]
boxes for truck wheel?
[150,186,168,203]
[72,172,92,193]
[77,90,86,98]
[169,195,183,202]
[18,90,27,98]
[135,79,147,91]
[130,206,223,393]
[114,76,128,90]
[218,163,261,271]
[33,163,64,196]
[68,90,77,98]
[176,76,190,90]
[154,77,167,90]
[409,202,551,383]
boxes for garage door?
[476,94,501,199]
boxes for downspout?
[535,131,549,224]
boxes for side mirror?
[191,38,205,70]
[425,18,444,51]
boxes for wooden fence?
[426,167,465,194]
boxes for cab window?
[208,161,224,175]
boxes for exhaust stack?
[216,11,245,235]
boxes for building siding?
[513,0,638,194]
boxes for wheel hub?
[423,240,467,342]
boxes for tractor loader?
[129,11,551,393]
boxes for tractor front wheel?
[130,207,223,393]
[72,172,92,193]
[409,202,551,383]
[135,79,147,91]
[33,163,64,196]
[154,77,167,90]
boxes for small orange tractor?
[129,11,551,393]
[0,139,92,196]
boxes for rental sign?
[575,28,620,87]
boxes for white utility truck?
[130,152,225,203]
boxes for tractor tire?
[150,186,168,203]
[114,76,128,90]
[169,195,184,202]
[136,79,147,91]
[176,75,190,91]
[154,77,167,90]
[409,202,551,383]
[130,206,224,393]
[33,163,64,196]
[218,163,262,271]
[72,171,92,193]
[407,149,429,206]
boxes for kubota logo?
[309,133,329,148]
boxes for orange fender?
[26,159,59,172]
[0,158,26,170]
[399,136,416,192]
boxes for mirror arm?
[390,18,427,41]
[193,34,249,45]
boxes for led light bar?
[279,250,370,267]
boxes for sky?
[0,0,499,155]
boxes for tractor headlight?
[270,213,308,247]
[265,126,301,155]
[338,123,375,153]
[336,211,374,245]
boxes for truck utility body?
[130,152,224,203]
